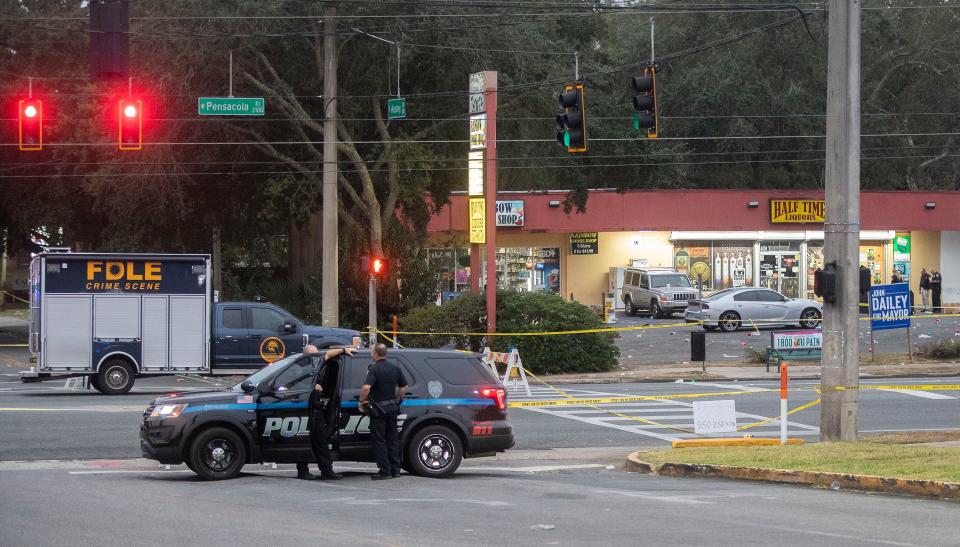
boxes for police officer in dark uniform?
[358,343,407,480]
[296,344,356,480]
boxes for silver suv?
[622,268,701,318]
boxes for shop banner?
[870,283,911,331]
[893,233,911,261]
[770,199,825,223]
[469,198,486,244]
[495,200,525,226]
[570,232,599,255]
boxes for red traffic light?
[118,99,142,151]
[19,99,43,151]
[371,257,389,277]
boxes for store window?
[674,242,711,290]
[496,247,560,294]
[674,241,753,292]
[428,248,471,301]
[806,243,824,300]
[860,243,885,286]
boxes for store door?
[759,252,800,298]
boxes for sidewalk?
[541,360,960,384]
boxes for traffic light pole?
[368,274,378,345]
[820,0,861,442]
[321,7,340,327]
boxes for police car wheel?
[407,425,462,478]
[189,428,246,481]
[95,360,134,395]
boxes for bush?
[401,291,619,375]
[918,339,960,360]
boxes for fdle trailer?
[21,251,357,394]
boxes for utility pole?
[321,7,339,327]
[820,0,861,442]
[484,71,498,334]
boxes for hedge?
[401,291,619,375]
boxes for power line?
[3,152,956,181]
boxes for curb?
[544,370,960,384]
[625,452,960,500]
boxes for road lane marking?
[679,382,766,392]
[521,406,683,442]
[882,389,956,400]
[0,405,146,412]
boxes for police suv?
[141,348,515,479]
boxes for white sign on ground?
[692,399,737,434]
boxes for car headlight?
[150,404,188,418]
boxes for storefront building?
[426,190,960,308]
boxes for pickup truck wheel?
[624,296,636,316]
[406,425,462,478]
[95,360,135,395]
[188,427,245,481]
[651,300,665,319]
[718,311,741,333]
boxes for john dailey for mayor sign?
[495,200,524,227]
[869,283,910,331]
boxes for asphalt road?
[612,311,960,365]
[3,345,960,545]
[2,457,959,546]
[2,344,959,458]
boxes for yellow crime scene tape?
[363,309,960,339]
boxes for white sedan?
[685,287,823,332]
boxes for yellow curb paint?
[671,438,805,448]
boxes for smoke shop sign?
[770,199,825,224]
[495,200,525,227]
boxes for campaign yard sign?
[869,283,911,331]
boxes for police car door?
[257,357,316,463]
[337,356,418,459]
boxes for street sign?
[469,198,485,244]
[198,97,265,116]
[869,282,911,331]
[387,97,406,119]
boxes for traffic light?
[371,257,389,278]
[118,98,142,150]
[556,82,587,153]
[18,99,43,151]
[631,66,659,139]
[814,262,837,304]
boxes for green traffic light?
[633,112,640,131]
[563,131,570,147]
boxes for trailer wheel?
[95,359,135,395]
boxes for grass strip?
[638,443,960,483]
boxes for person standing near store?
[931,269,943,314]
[919,268,932,313]
[358,343,407,480]
[891,269,903,284]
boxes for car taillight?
[689,300,708,309]
[481,387,506,410]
